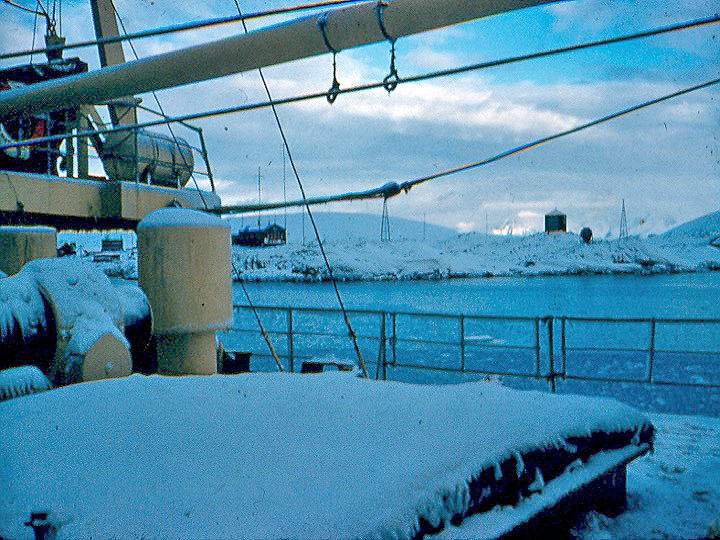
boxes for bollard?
[137,208,232,375]
[0,226,57,276]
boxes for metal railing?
[221,305,720,414]
[226,305,720,382]
[558,316,720,388]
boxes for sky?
[1,0,718,236]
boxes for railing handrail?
[234,304,720,324]
[233,303,542,322]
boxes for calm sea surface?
[234,272,720,318]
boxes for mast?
[89,0,138,126]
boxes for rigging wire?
[232,0,369,377]
[6,23,719,154]
[22,75,714,214]
[0,0,367,62]
[4,14,716,145]
[396,77,720,192]
[29,0,41,63]
[111,3,208,208]
[207,77,720,213]
[111,2,285,373]
[1,0,46,16]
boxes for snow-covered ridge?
[231,210,720,281]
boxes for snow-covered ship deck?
[0,373,653,539]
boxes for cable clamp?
[318,13,341,103]
[376,0,399,93]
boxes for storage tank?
[101,130,194,187]
[545,209,567,234]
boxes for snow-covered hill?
[662,209,720,240]
[223,211,456,243]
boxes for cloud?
[455,221,476,233]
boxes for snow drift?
[0,373,652,539]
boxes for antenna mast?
[619,199,628,241]
[381,199,390,241]
[257,166,262,228]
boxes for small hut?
[545,209,567,234]
[232,224,286,247]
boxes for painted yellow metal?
[0,0,560,118]
[79,332,133,381]
[0,225,56,276]
[0,171,220,226]
[89,0,138,127]
[155,332,218,375]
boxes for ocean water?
[234,272,720,318]
[225,273,720,415]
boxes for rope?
[233,0,369,377]
[375,0,399,92]
[317,13,341,103]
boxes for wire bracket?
[376,0,399,93]
[318,13,340,104]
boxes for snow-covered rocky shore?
[232,227,720,282]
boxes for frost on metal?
[0,366,50,401]
[137,207,229,229]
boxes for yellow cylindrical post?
[0,226,57,276]
[137,208,232,375]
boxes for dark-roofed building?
[232,224,286,247]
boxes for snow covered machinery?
[0,257,151,392]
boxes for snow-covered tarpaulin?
[0,373,653,539]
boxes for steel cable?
[232,0,369,377]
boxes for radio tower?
[619,199,628,242]
[380,199,391,241]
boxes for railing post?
[287,308,294,373]
[377,312,387,380]
[648,318,656,383]
[197,127,216,192]
[546,316,555,392]
[391,312,397,366]
[535,318,541,377]
[561,317,567,379]
[459,315,465,373]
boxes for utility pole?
[282,144,287,230]
[257,166,262,229]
